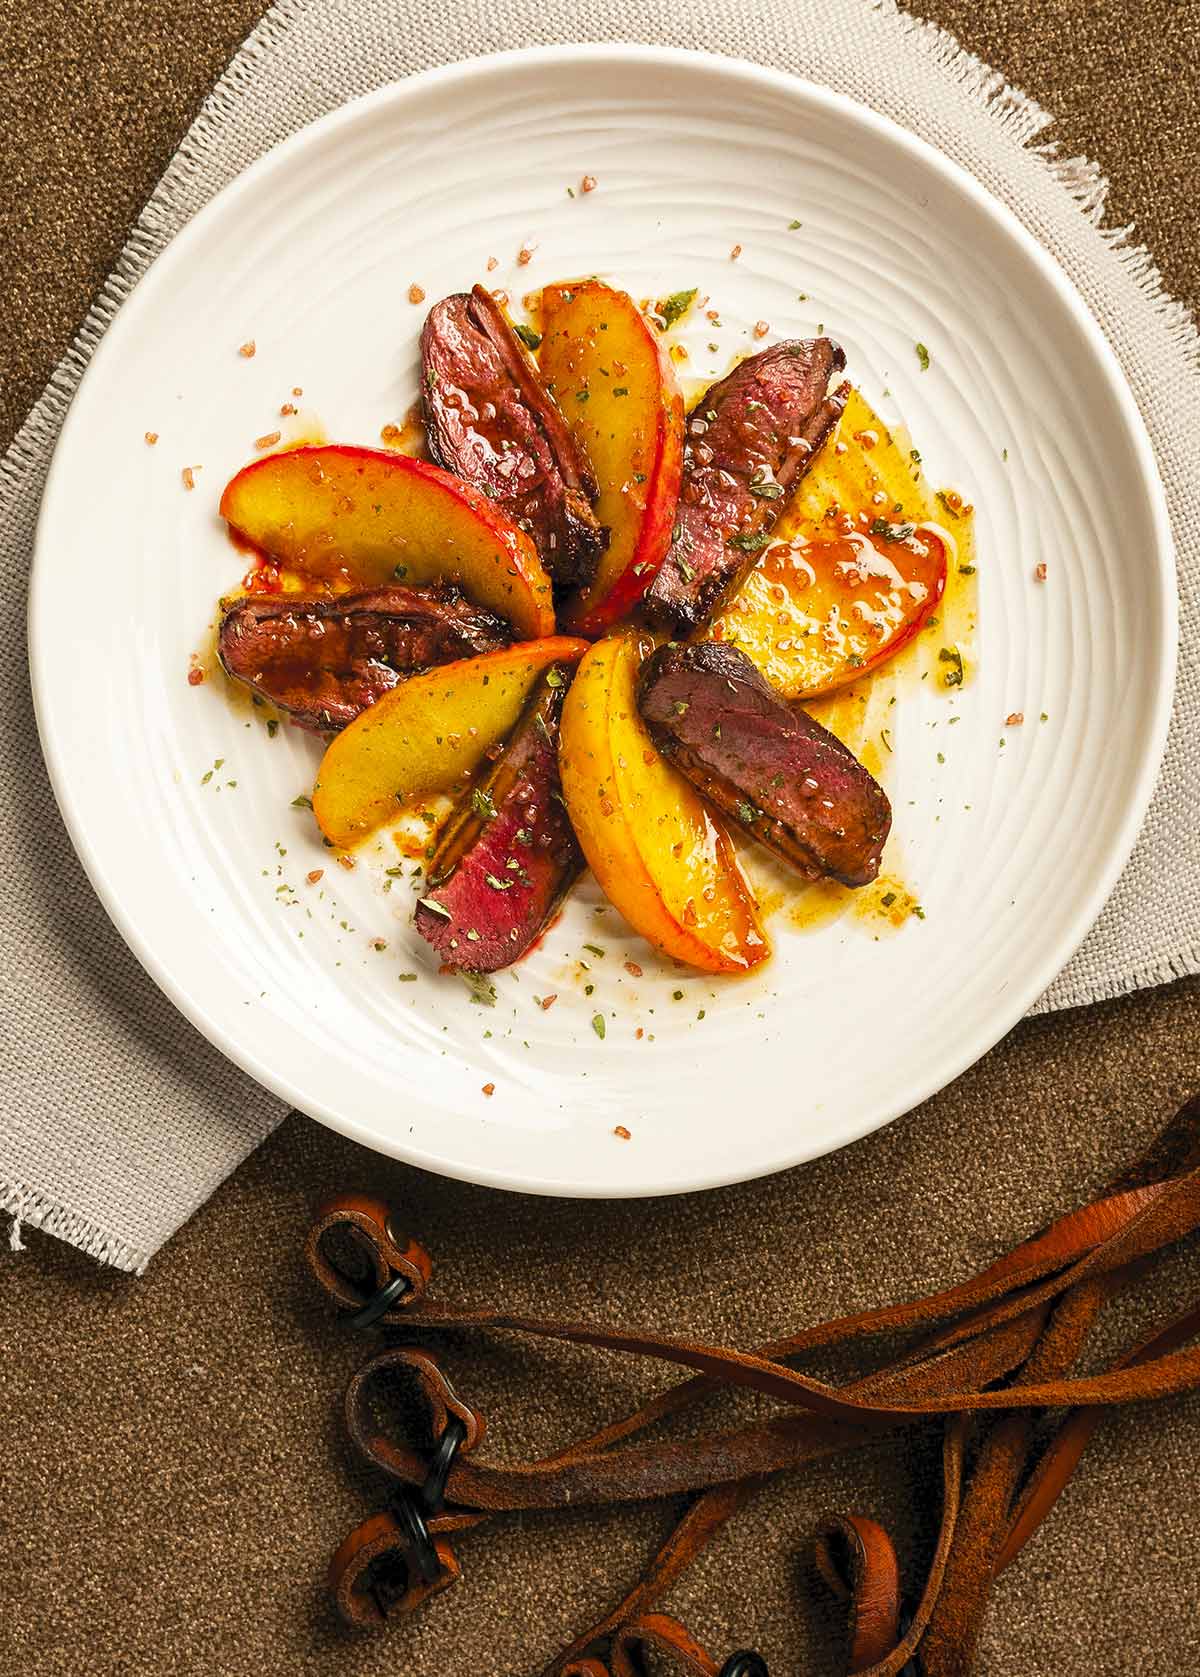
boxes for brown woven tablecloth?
[2,3,1199,1673]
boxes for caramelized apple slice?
[559,632,768,974]
[710,389,948,698]
[313,638,588,849]
[538,282,684,636]
[719,523,947,700]
[220,446,555,640]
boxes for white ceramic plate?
[31,47,1174,1197]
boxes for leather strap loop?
[814,1515,901,1673]
[345,1346,486,1473]
[328,1508,460,1629]
[305,1192,432,1319]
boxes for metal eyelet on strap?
[347,1271,410,1331]
[420,1414,467,1514]
[719,1653,769,1677]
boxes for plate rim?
[29,43,1178,1197]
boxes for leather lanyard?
[304,1094,1200,1675]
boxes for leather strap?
[305,1096,1200,1670]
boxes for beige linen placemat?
[2,0,1198,1272]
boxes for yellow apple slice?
[314,638,587,849]
[559,632,768,974]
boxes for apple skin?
[219,445,556,640]
[537,283,684,637]
[795,527,947,700]
[559,631,768,975]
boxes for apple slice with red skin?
[219,446,555,640]
[712,520,948,701]
[537,282,684,637]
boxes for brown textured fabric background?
[3,3,1199,1673]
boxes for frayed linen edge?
[1,1180,149,1273]
[1031,944,1200,1017]
[876,0,1200,374]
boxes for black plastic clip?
[386,1415,469,1585]
[719,1654,769,1677]
[347,1271,409,1331]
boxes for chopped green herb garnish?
[513,322,542,351]
[398,973,417,982]
[462,972,497,1006]
[266,718,279,738]
[788,218,802,230]
[291,794,313,809]
[938,646,964,688]
[735,801,758,825]
[417,896,451,919]
[728,530,770,553]
[915,342,931,372]
[656,288,698,330]
[485,874,513,891]
[545,667,564,688]
[869,517,916,543]
[591,1013,606,1039]
[472,788,498,820]
[936,490,961,519]
[583,942,605,957]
